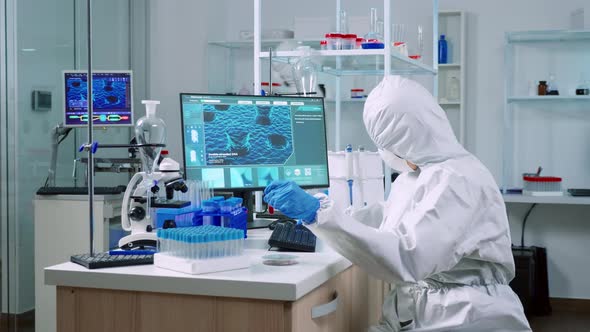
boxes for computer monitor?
[63,70,133,127]
[180,93,330,191]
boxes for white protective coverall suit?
[307,76,531,331]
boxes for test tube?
[219,201,232,227]
[202,200,219,226]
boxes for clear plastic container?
[523,176,562,196]
[355,38,364,49]
[320,40,328,50]
[341,34,357,50]
[260,82,281,96]
[351,88,364,99]
[325,33,343,50]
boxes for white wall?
[146,0,590,299]
[146,0,227,161]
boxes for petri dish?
[262,254,299,266]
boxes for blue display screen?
[180,94,330,190]
[64,71,133,126]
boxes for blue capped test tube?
[202,200,220,226]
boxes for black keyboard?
[568,189,590,197]
[71,253,153,269]
[268,222,316,252]
[36,186,125,195]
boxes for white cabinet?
[34,194,122,332]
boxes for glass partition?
[1,0,141,330]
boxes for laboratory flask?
[292,47,318,96]
[135,100,166,173]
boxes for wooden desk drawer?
[288,268,352,332]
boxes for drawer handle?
[311,292,339,319]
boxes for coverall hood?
[363,75,469,167]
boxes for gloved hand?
[264,181,320,223]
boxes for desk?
[45,230,387,332]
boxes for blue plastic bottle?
[438,35,448,64]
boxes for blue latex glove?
[264,181,320,223]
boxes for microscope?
[118,152,189,249]
[118,100,190,249]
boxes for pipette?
[345,144,354,206]
[356,146,366,208]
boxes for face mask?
[378,149,416,173]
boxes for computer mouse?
[268,220,279,230]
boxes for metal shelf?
[503,194,590,205]
[508,96,590,103]
[259,49,438,76]
[506,30,590,43]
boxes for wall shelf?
[503,194,590,205]
[439,101,461,106]
[508,96,590,103]
[503,29,590,192]
[506,30,590,43]
[438,63,461,68]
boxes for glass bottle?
[538,81,547,96]
[576,73,589,95]
[447,76,460,101]
[135,100,166,174]
[546,73,559,95]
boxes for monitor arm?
[47,123,72,187]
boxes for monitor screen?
[63,70,133,127]
[180,93,330,190]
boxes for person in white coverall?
[264,76,531,331]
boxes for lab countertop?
[45,229,352,301]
